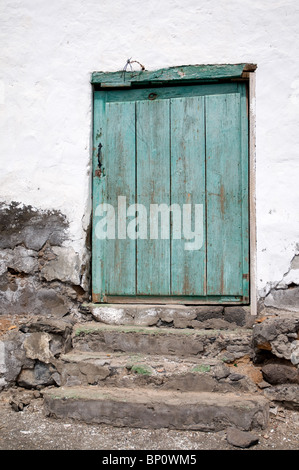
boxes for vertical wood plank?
[92,91,107,301]
[104,101,136,295]
[171,96,206,295]
[136,99,170,295]
[93,99,136,297]
[239,83,250,301]
[206,93,243,295]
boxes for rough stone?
[258,380,272,389]
[22,321,73,362]
[59,359,111,386]
[0,202,88,318]
[264,286,299,312]
[191,318,236,330]
[73,324,205,357]
[276,256,299,291]
[72,322,253,364]
[17,361,59,388]
[252,314,299,361]
[91,306,134,325]
[9,389,41,411]
[89,304,199,327]
[40,246,81,285]
[87,304,255,329]
[159,307,197,323]
[290,340,299,366]
[162,372,217,393]
[44,386,269,431]
[224,340,253,362]
[173,318,192,329]
[23,332,55,364]
[193,306,224,320]
[0,202,68,251]
[57,351,258,393]
[0,272,75,317]
[224,306,253,327]
[213,363,231,380]
[0,330,33,389]
[133,308,160,326]
[226,427,259,448]
[19,317,74,336]
[263,384,299,409]
[20,317,73,355]
[229,373,245,382]
[262,363,299,385]
[0,247,39,275]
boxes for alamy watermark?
[95,196,203,251]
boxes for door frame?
[91,64,257,313]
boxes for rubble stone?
[17,361,59,388]
[262,363,299,385]
[264,384,299,409]
[226,427,259,448]
[40,246,81,286]
[252,313,299,361]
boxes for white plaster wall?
[0,0,299,298]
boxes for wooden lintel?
[91,64,252,87]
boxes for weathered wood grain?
[206,92,243,295]
[136,99,171,295]
[92,64,247,86]
[92,82,249,303]
[170,95,206,295]
[104,101,136,295]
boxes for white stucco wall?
[1,0,299,301]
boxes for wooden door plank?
[93,100,136,297]
[103,83,239,104]
[206,93,243,295]
[136,99,171,295]
[239,83,250,300]
[170,96,206,295]
[104,101,136,295]
[92,91,107,301]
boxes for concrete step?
[43,386,269,431]
[58,350,259,393]
[72,322,252,362]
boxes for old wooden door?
[92,82,249,304]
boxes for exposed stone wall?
[253,312,299,409]
[0,202,90,318]
[259,250,299,313]
[0,317,73,390]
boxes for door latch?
[97,143,103,170]
[95,143,103,177]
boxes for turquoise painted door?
[92,83,249,303]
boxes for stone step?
[72,322,252,362]
[58,350,259,393]
[43,386,269,431]
[83,303,253,329]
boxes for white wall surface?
[1,0,299,299]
